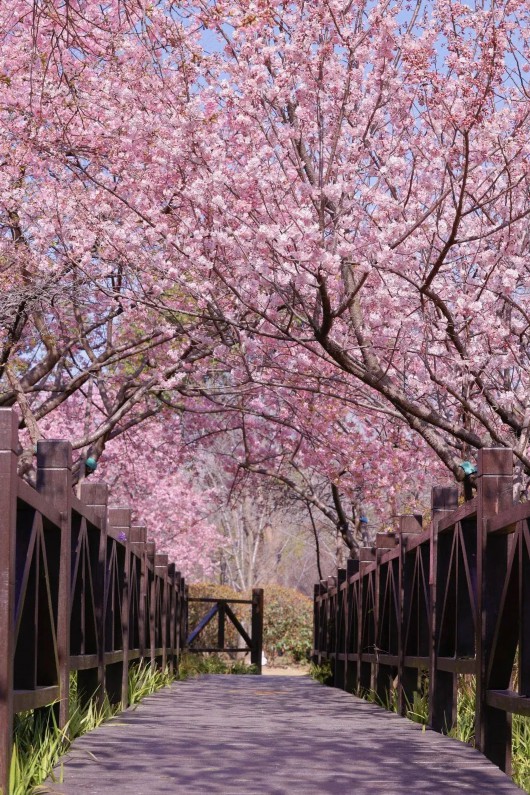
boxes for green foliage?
[309,661,333,685]
[188,583,313,663]
[350,684,400,714]
[128,661,175,705]
[354,676,426,726]
[513,715,530,792]
[262,585,313,662]
[177,653,258,679]
[363,685,398,714]
[10,710,67,795]
[404,676,429,726]
[309,659,530,793]
[10,664,175,794]
[405,690,428,725]
[449,676,530,793]
[448,676,476,746]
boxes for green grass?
[449,676,530,793]
[448,675,475,745]
[350,681,424,724]
[513,715,530,792]
[312,667,530,794]
[309,661,333,685]
[404,686,428,726]
[128,660,175,705]
[10,655,258,794]
[176,652,258,679]
[10,663,175,795]
[10,709,70,795]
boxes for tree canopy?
[3,0,530,570]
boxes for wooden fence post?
[375,533,399,705]
[217,600,226,652]
[36,439,72,730]
[182,579,189,652]
[79,482,109,707]
[429,486,459,733]
[398,515,423,716]
[130,525,147,662]
[251,588,264,674]
[175,571,183,669]
[167,563,176,673]
[316,580,327,666]
[0,410,18,794]
[475,448,513,771]
[358,547,376,692]
[344,557,359,693]
[334,568,347,688]
[312,583,320,665]
[107,507,131,709]
[155,554,169,669]
[146,540,156,665]
[327,575,337,678]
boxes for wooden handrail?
[0,408,189,794]
[313,447,530,776]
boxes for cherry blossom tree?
[0,1,225,478]
[185,0,530,492]
[6,0,530,569]
[96,421,224,579]
[173,339,443,555]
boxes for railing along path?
[0,408,188,793]
[313,447,530,775]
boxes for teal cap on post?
[459,461,477,476]
[85,457,98,472]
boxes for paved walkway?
[43,675,521,794]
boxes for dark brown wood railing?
[0,408,188,793]
[187,591,264,673]
[313,447,530,776]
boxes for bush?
[309,661,333,685]
[188,583,313,664]
[262,585,312,662]
[177,653,258,678]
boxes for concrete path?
[42,675,521,794]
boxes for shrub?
[262,585,312,663]
[309,662,333,685]
[177,653,258,678]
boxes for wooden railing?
[187,590,264,673]
[0,408,188,793]
[313,447,530,775]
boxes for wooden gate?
[186,590,264,673]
